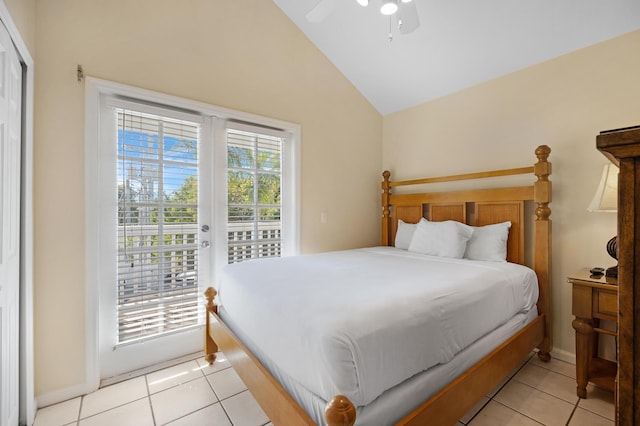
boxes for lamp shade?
[587,164,618,212]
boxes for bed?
[204,145,552,426]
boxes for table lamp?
[587,163,619,278]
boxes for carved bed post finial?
[533,145,552,361]
[382,170,392,246]
[204,287,219,364]
[205,287,218,314]
[535,144,551,162]
[325,395,357,426]
[534,145,552,222]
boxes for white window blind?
[227,127,283,263]
[117,108,201,343]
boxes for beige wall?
[2,0,35,53]
[383,29,640,359]
[34,0,382,397]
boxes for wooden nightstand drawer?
[597,291,617,317]
[569,268,618,398]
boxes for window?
[116,108,201,343]
[227,126,285,264]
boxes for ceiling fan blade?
[398,1,420,34]
[306,0,338,23]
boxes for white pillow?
[464,221,512,262]
[395,219,419,250]
[408,220,473,258]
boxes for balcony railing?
[117,223,199,342]
[227,221,281,263]
[116,222,281,342]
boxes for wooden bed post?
[204,287,219,365]
[533,145,552,361]
[325,395,357,426]
[381,170,392,246]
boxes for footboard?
[204,288,356,426]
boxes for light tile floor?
[34,352,614,426]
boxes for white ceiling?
[273,0,640,115]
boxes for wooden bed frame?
[204,145,552,426]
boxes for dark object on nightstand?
[605,236,618,278]
[590,267,604,276]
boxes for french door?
[0,18,22,426]
[88,79,299,383]
[98,97,212,379]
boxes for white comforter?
[218,247,538,407]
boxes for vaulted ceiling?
[273,0,640,115]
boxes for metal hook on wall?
[77,64,85,83]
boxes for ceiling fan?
[306,0,420,38]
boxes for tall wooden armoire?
[596,125,640,425]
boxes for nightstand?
[569,268,618,398]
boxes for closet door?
[0,19,22,426]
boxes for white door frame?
[0,1,35,425]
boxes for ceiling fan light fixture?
[380,0,398,15]
[356,0,369,6]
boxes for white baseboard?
[550,347,576,365]
[100,352,202,387]
[35,382,95,409]
[35,351,204,409]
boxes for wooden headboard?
[381,146,551,264]
[388,199,525,264]
[380,145,552,352]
